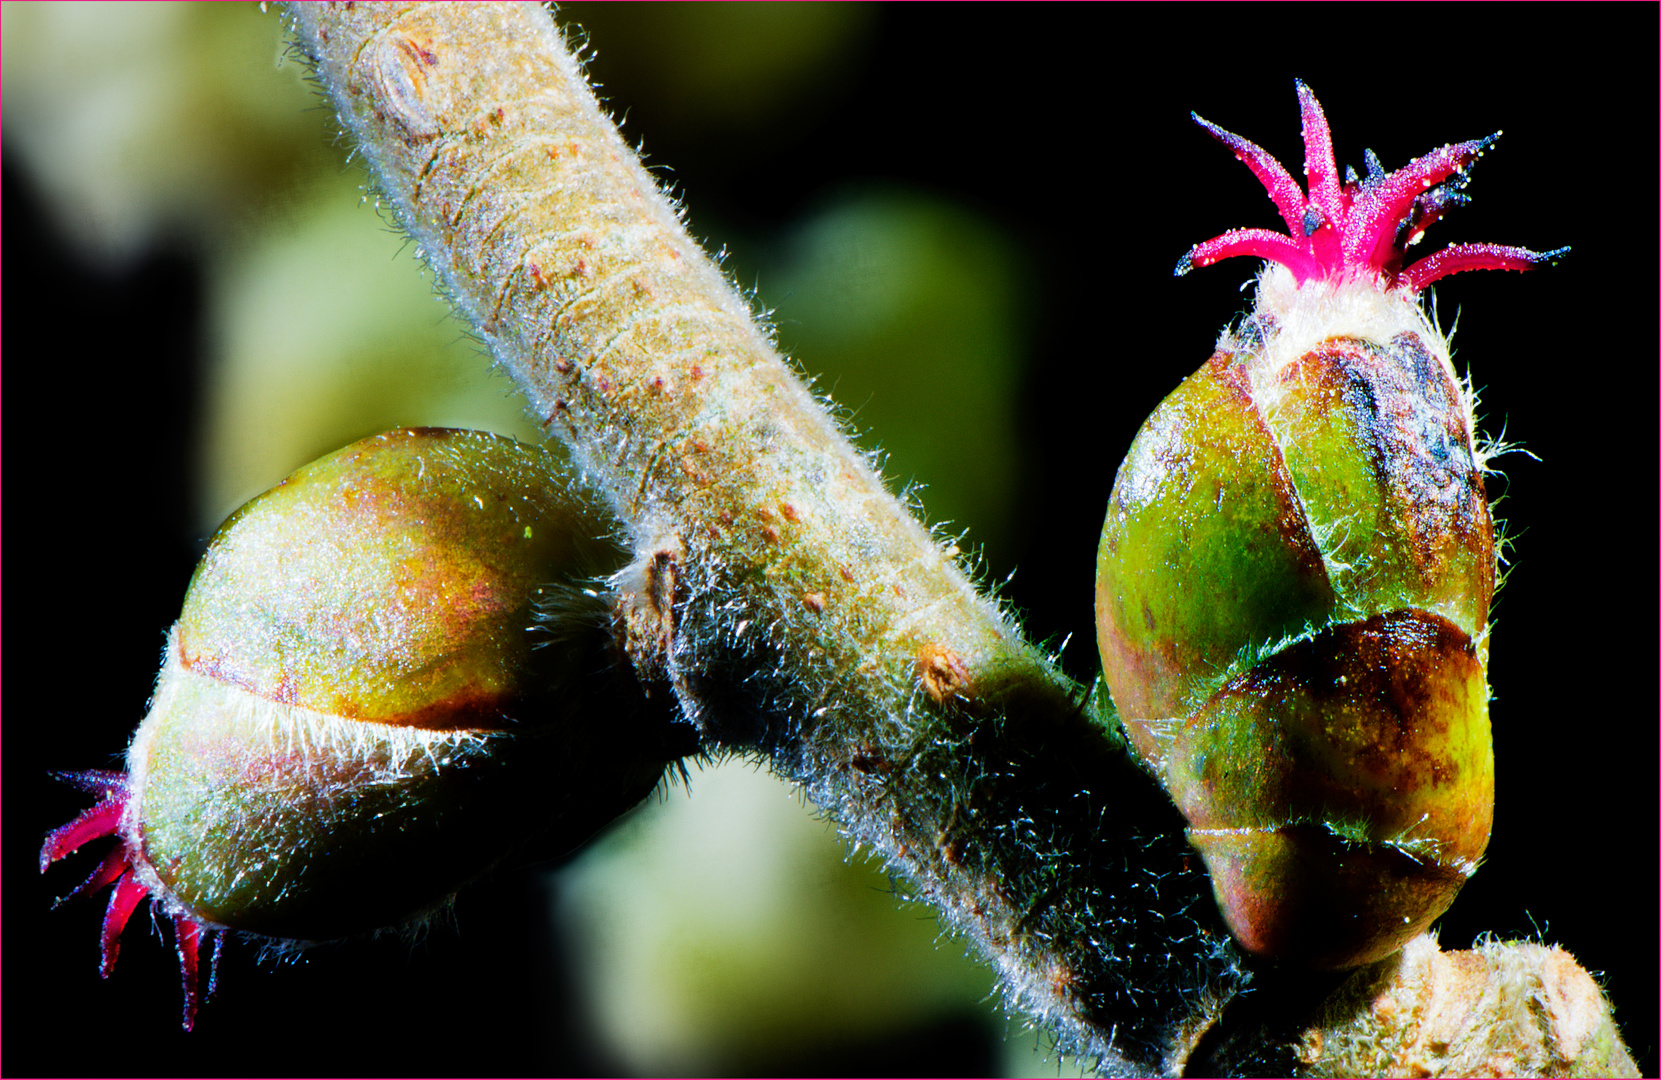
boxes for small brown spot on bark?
[760,523,781,545]
[613,540,683,697]
[680,456,708,483]
[839,565,855,583]
[916,643,971,703]
[780,502,801,523]
[802,592,825,614]
[1297,1030,1324,1066]
[554,358,573,374]
[407,37,438,67]
[1046,961,1080,1006]
[849,745,887,774]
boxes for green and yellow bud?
[1098,81,1566,970]
[108,429,683,945]
[1096,274,1496,969]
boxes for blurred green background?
[7,4,1654,1077]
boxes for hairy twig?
[283,5,1635,1076]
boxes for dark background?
[8,5,1656,1076]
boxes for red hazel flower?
[1175,80,1568,292]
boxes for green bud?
[1096,285,1497,969]
[137,427,682,937]
[1099,80,1568,970]
[44,428,688,1026]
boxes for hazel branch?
[285,2,1237,1071]
[283,4,1635,1076]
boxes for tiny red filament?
[173,916,205,1032]
[40,788,126,870]
[42,770,219,1031]
[100,870,147,978]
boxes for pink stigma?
[1176,81,1567,291]
[42,770,219,1031]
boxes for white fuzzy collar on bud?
[1243,265,1449,373]
[1230,265,1478,463]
